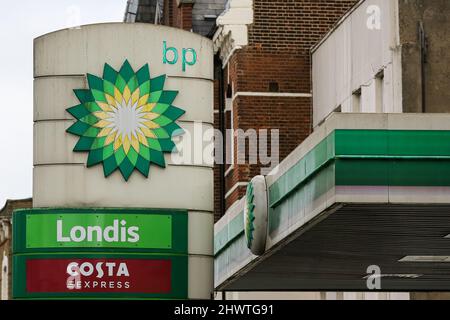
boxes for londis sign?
[13,209,188,253]
[13,254,188,299]
[12,209,189,299]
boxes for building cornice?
[213,0,253,68]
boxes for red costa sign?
[26,259,171,294]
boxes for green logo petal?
[66,60,185,181]
[245,181,256,248]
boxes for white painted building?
[312,0,402,127]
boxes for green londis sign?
[28,214,171,248]
[13,208,188,254]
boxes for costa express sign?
[13,254,188,299]
[13,209,187,253]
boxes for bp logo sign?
[244,175,268,256]
[66,60,185,181]
[245,181,256,248]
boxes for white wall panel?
[312,0,400,127]
[33,164,213,211]
[34,76,214,123]
[34,23,213,80]
[34,120,215,167]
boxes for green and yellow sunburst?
[66,60,185,181]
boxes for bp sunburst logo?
[244,181,256,249]
[66,60,185,181]
[67,60,184,180]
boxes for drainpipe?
[216,54,226,219]
[418,21,428,113]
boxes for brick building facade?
[126,0,358,221]
[213,0,357,219]
[163,0,194,31]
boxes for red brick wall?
[178,3,193,31]
[163,0,193,31]
[219,0,357,214]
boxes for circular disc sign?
[244,175,268,255]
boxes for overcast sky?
[0,0,126,208]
